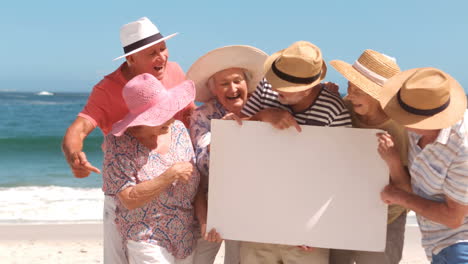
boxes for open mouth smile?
[226,94,241,100]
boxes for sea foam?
[0,186,103,224]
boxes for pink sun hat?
[111,73,195,136]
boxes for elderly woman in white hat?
[102,73,199,264]
[186,45,268,264]
[328,50,408,264]
[377,68,468,263]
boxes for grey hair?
[206,69,252,95]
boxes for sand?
[0,223,427,264]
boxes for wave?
[0,135,103,153]
[1,99,82,106]
[0,186,103,224]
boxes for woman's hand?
[202,226,223,243]
[222,112,243,125]
[297,245,315,251]
[167,162,194,183]
[377,132,401,168]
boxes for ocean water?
[0,91,104,224]
[0,91,419,225]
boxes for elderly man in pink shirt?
[62,17,195,264]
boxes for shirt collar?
[408,126,451,146]
[435,126,452,145]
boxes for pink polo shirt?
[79,61,195,135]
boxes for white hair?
[206,68,252,95]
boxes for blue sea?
[0,91,104,224]
[0,91,419,225]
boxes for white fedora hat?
[113,17,178,61]
[186,45,268,102]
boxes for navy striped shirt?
[241,79,352,127]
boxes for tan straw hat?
[330,49,400,100]
[379,67,467,129]
[186,45,268,102]
[264,41,327,92]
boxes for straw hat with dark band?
[264,41,327,92]
[114,17,178,61]
[330,49,401,100]
[379,67,467,129]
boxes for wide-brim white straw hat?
[186,45,268,102]
[113,17,178,61]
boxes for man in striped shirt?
[378,67,468,263]
[242,41,351,131]
[239,41,351,264]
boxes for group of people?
[62,17,468,264]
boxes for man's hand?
[62,117,97,178]
[255,108,301,132]
[381,184,405,205]
[66,151,101,178]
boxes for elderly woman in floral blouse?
[186,45,268,264]
[102,73,199,264]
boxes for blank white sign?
[207,120,389,252]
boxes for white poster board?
[207,120,389,252]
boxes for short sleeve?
[189,106,212,180]
[166,62,194,128]
[102,135,138,195]
[79,83,111,130]
[444,152,468,205]
[173,120,196,163]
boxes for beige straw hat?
[186,45,268,102]
[379,67,467,129]
[264,41,327,92]
[330,50,401,100]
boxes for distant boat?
[36,91,54,96]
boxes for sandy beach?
[0,223,428,264]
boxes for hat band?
[352,60,387,86]
[272,60,321,84]
[397,90,450,116]
[123,33,164,54]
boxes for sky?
[1,0,467,94]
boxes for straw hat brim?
[379,68,467,129]
[264,49,327,92]
[110,79,195,136]
[186,45,268,102]
[113,33,178,61]
[330,60,382,100]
